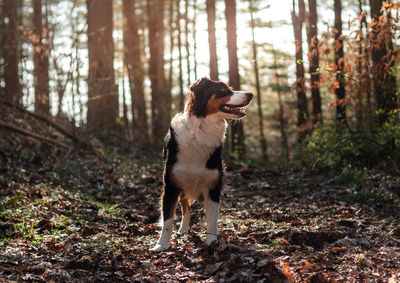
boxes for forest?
[0,0,399,281]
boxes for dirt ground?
[1,133,400,282]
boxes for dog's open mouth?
[220,103,249,117]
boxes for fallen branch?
[0,120,74,151]
[0,99,90,148]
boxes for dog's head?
[186,77,253,119]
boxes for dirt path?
[1,146,399,282]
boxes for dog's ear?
[186,77,211,117]
[189,77,210,93]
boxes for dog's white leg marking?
[205,198,219,245]
[177,209,190,234]
[152,219,173,251]
[177,199,190,234]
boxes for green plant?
[91,199,120,215]
[301,114,400,169]
[332,167,367,187]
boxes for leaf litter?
[1,129,400,282]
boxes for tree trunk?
[147,0,168,146]
[121,67,129,137]
[370,0,397,125]
[249,0,268,160]
[307,0,322,125]
[192,0,198,79]
[225,0,245,159]
[272,48,289,161]
[123,0,148,142]
[87,0,118,131]
[2,0,22,103]
[291,0,309,141]
[167,0,175,115]
[33,0,50,114]
[176,0,184,111]
[206,0,219,81]
[356,0,370,131]
[185,0,191,84]
[334,0,346,122]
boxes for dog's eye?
[216,90,227,98]
[219,89,230,96]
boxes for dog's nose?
[245,92,253,100]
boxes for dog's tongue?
[221,104,246,117]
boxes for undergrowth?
[301,114,400,170]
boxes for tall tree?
[87,0,118,130]
[225,0,245,159]
[167,0,175,110]
[370,0,397,125]
[176,0,184,111]
[291,0,309,140]
[123,0,148,142]
[206,0,219,81]
[184,0,191,84]
[192,0,198,79]
[306,0,322,124]
[33,0,50,114]
[334,0,346,122]
[147,0,168,145]
[271,47,290,161]
[2,0,22,103]
[249,0,268,160]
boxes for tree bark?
[206,0,219,81]
[147,0,168,146]
[225,0,245,159]
[272,48,289,161]
[370,0,397,125]
[185,0,191,84]
[87,0,118,131]
[176,0,184,111]
[307,0,322,125]
[2,0,22,103]
[334,0,346,122]
[123,0,148,142]
[356,0,370,131]
[33,0,50,114]
[192,0,198,79]
[167,0,175,116]
[291,0,309,141]
[249,0,268,160]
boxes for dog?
[152,77,253,251]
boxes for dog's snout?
[245,92,253,100]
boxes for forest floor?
[1,126,400,282]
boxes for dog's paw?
[206,234,218,245]
[151,243,169,252]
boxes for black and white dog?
[152,77,253,251]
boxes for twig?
[0,120,74,151]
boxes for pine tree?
[2,0,22,103]
[87,0,119,130]
[225,0,245,159]
[334,0,346,122]
[123,0,148,142]
[33,0,50,114]
[206,0,219,81]
[291,0,309,140]
[306,0,322,124]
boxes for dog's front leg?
[204,198,219,245]
[152,187,179,252]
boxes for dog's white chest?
[173,141,219,199]
[170,113,226,199]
